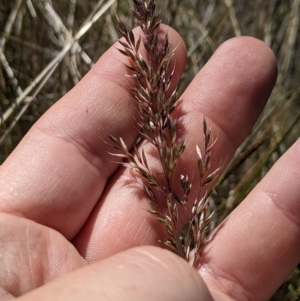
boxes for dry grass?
[0,0,299,299]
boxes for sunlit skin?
[0,24,299,301]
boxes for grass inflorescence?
[108,0,219,268]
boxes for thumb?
[17,246,213,301]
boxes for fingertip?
[215,36,278,142]
[217,36,278,87]
[90,23,187,90]
[182,35,278,151]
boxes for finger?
[200,139,300,301]
[17,246,213,301]
[0,213,86,297]
[74,37,277,261]
[0,26,186,239]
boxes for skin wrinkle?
[251,140,300,231]
[127,209,143,245]
[0,252,13,297]
[202,222,263,300]
[111,214,133,250]
[128,210,156,248]
[25,224,34,291]
[139,222,153,245]
[119,202,145,247]
[42,229,53,284]
[0,288,15,300]
[2,293,14,301]
[31,125,109,181]
[42,172,65,210]
[0,171,37,214]
[47,231,66,279]
[258,189,299,258]
[133,248,171,271]
[2,233,24,295]
[259,188,300,229]
[22,222,49,292]
[201,262,254,301]
[46,226,86,281]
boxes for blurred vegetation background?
[0,0,299,299]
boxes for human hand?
[0,24,298,301]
